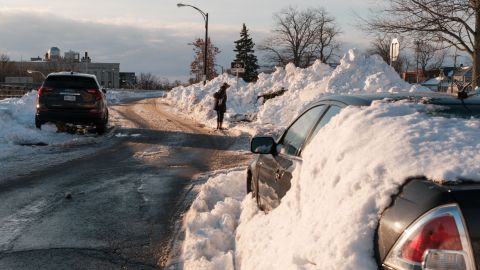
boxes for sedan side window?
[310,105,342,139]
[280,105,325,156]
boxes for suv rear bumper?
[36,109,106,125]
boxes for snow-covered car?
[247,92,480,270]
[35,72,109,134]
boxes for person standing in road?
[213,82,230,130]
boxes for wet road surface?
[0,98,251,269]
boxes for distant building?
[402,71,423,84]
[7,47,121,88]
[47,47,61,61]
[64,50,80,63]
[421,77,449,92]
[79,62,120,88]
[452,66,472,83]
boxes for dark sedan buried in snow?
[247,92,480,270]
[35,72,109,134]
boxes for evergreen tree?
[233,24,259,82]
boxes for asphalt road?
[0,98,251,269]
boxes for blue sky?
[0,0,377,81]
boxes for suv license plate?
[64,95,76,101]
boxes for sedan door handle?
[275,169,285,182]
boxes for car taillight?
[86,89,102,100]
[384,204,475,270]
[38,86,52,96]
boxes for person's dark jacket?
[213,89,227,113]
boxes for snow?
[179,50,480,270]
[107,89,165,104]
[0,89,164,177]
[166,49,428,135]
[182,169,246,270]
[182,101,480,270]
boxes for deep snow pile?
[182,169,246,270]
[182,100,480,270]
[0,91,84,158]
[166,49,427,133]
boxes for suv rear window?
[44,75,98,89]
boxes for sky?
[0,0,378,82]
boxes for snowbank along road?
[0,96,251,269]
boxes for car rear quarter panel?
[450,186,480,267]
[377,178,455,266]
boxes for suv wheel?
[96,123,107,134]
[35,116,44,129]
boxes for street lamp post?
[27,69,46,79]
[177,3,208,85]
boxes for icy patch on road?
[115,133,142,138]
[0,198,50,251]
[133,146,170,161]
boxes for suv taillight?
[38,86,52,96]
[384,204,475,270]
[87,89,102,100]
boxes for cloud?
[0,9,254,80]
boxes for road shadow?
[117,127,251,152]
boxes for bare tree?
[414,40,447,75]
[260,6,341,68]
[190,38,220,83]
[363,0,480,87]
[137,73,158,90]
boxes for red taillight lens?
[38,86,52,96]
[87,89,102,100]
[384,204,475,270]
[400,215,462,263]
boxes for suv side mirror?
[251,136,276,154]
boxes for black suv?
[35,72,109,134]
[248,92,480,270]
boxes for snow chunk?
[182,170,247,270]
